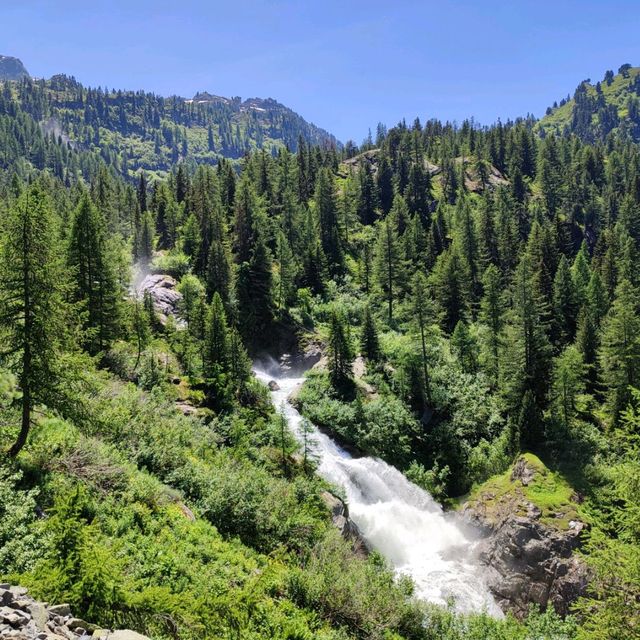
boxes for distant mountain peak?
[0,55,30,81]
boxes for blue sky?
[2,0,639,142]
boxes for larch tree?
[0,184,69,457]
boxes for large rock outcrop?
[0,584,151,639]
[137,274,182,325]
[461,454,589,618]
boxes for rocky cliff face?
[461,455,589,618]
[0,584,150,639]
[0,56,29,81]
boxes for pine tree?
[276,230,297,311]
[502,254,552,417]
[236,236,274,342]
[68,193,121,354]
[206,237,231,307]
[137,211,155,264]
[315,168,342,273]
[360,306,381,363]
[431,244,471,334]
[452,320,479,372]
[576,306,599,395]
[180,213,201,261]
[479,264,505,385]
[0,184,68,457]
[552,345,586,432]
[552,255,577,346]
[356,162,378,225]
[204,292,229,377]
[327,310,354,390]
[411,271,435,405]
[571,242,592,308]
[376,154,394,215]
[600,279,640,423]
[374,206,404,323]
[405,161,432,224]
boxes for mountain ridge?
[538,63,640,141]
[0,59,339,177]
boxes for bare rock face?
[278,342,323,375]
[461,456,589,618]
[320,491,368,557]
[138,274,182,325]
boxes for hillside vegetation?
[0,65,639,639]
[538,63,640,142]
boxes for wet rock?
[320,491,368,557]
[267,380,280,391]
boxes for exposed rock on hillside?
[138,274,182,325]
[461,454,588,618]
[0,584,151,639]
[0,56,29,81]
[341,149,508,193]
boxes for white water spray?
[254,367,501,616]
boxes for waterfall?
[254,367,501,617]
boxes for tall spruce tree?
[68,194,121,354]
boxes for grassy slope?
[537,66,640,137]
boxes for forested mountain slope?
[539,63,640,142]
[0,65,338,179]
[0,65,639,639]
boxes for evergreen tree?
[600,279,640,423]
[315,168,342,273]
[68,194,121,354]
[452,320,479,372]
[327,310,354,390]
[374,206,404,323]
[0,184,68,457]
[411,271,435,405]
[479,264,505,385]
[236,236,274,342]
[276,231,297,311]
[206,237,231,307]
[204,292,229,376]
[552,345,586,432]
[137,211,155,263]
[376,154,394,215]
[552,255,577,346]
[356,162,378,225]
[360,306,381,363]
[502,254,552,417]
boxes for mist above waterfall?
[254,368,501,617]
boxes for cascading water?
[254,367,501,617]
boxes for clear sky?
[2,0,639,142]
